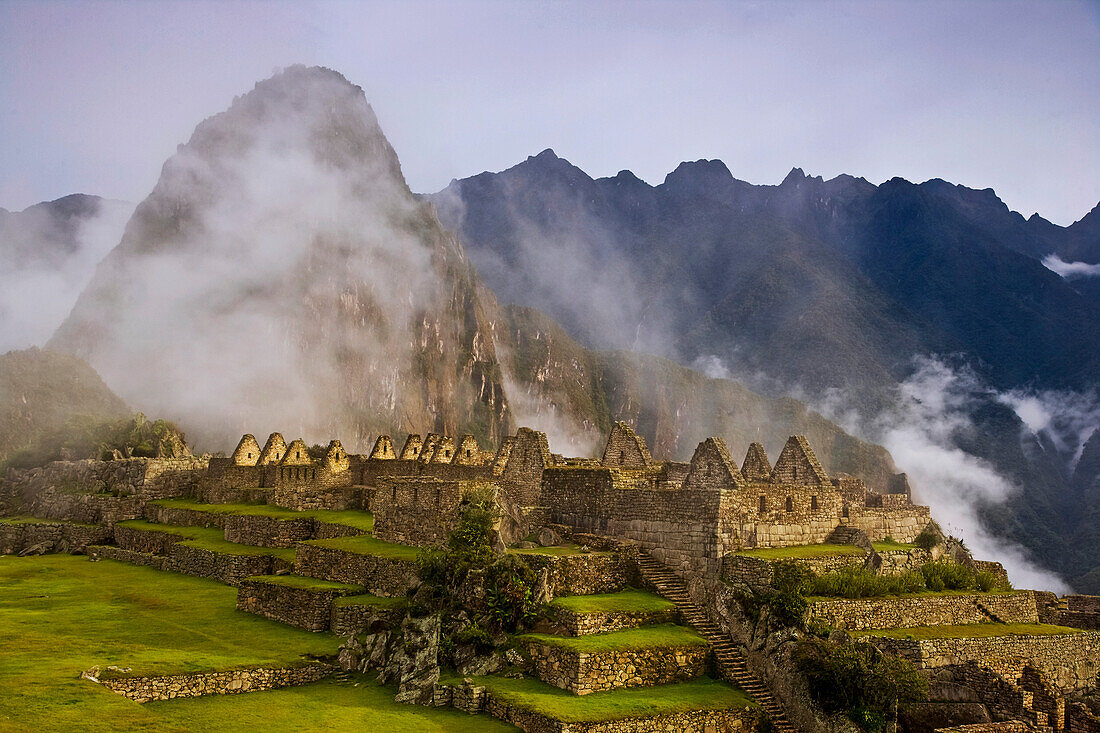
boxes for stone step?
[635,550,798,733]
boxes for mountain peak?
[781,167,807,186]
[661,159,734,192]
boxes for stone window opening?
[247,453,252,460]
[466,449,472,458]
[785,496,793,512]
[759,496,767,513]
[811,495,818,511]
[842,505,850,518]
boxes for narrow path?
[636,552,799,733]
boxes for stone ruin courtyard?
[2,422,1099,733]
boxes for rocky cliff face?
[50,66,507,450]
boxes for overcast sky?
[1,0,1097,225]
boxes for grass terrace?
[872,540,918,552]
[303,534,420,562]
[115,520,295,562]
[509,545,613,557]
[473,675,754,722]
[853,623,1086,640]
[550,589,674,615]
[519,624,706,653]
[734,543,866,560]
[151,499,375,532]
[245,574,362,592]
[333,592,407,609]
[0,556,513,732]
[0,516,101,527]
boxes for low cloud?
[818,357,1084,593]
[1042,254,1100,278]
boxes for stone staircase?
[636,552,798,733]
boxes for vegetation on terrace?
[151,498,375,532]
[0,556,513,732]
[519,623,707,653]
[304,534,420,561]
[333,592,406,609]
[549,589,674,615]
[473,675,754,722]
[735,543,865,559]
[853,623,1086,640]
[809,562,1011,599]
[245,574,361,592]
[115,519,295,562]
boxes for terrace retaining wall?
[520,638,708,695]
[98,663,333,703]
[809,591,1038,631]
[0,520,111,554]
[294,543,416,597]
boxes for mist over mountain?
[433,150,1100,591]
[39,66,894,506]
[0,194,134,351]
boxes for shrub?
[764,561,812,627]
[810,567,926,598]
[485,554,539,632]
[921,560,976,592]
[795,637,927,731]
[914,528,940,551]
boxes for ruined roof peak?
[771,435,829,485]
[741,442,773,482]
[602,421,653,468]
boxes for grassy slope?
[151,499,375,532]
[520,624,706,653]
[303,534,420,561]
[854,623,1085,640]
[735,543,866,559]
[475,675,753,722]
[0,556,513,732]
[550,589,674,614]
[246,574,362,592]
[871,540,917,552]
[115,520,296,562]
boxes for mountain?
[44,66,895,493]
[0,347,130,463]
[0,194,134,351]
[434,151,1100,399]
[433,150,1100,590]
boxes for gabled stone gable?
[684,437,745,490]
[231,434,261,466]
[771,435,830,486]
[259,433,287,465]
[601,422,653,468]
[281,439,312,466]
[399,434,423,460]
[741,442,773,482]
[369,435,396,460]
[323,440,349,473]
[431,436,457,463]
[418,434,442,463]
[452,435,482,465]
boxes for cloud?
[0,198,134,352]
[1042,254,1100,278]
[819,357,1083,593]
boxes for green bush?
[914,527,940,551]
[485,555,539,632]
[767,561,812,627]
[453,625,495,651]
[811,567,926,598]
[794,637,927,731]
[921,560,976,592]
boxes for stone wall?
[808,591,1038,631]
[98,663,333,703]
[847,506,932,543]
[170,543,289,586]
[143,503,226,529]
[371,478,492,547]
[114,525,187,555]
[89,545,170,571]
[236,578,358,631]
[1068,596,1100,613]
[330,600,406,637]
[720,552,866,590]
[546,605,679,637]
[223,514,314,548]
[520,638,708,695]
[518,550,633,597]
[0,519,110,554]
[294,543,416,597]
[867,630,1100,692]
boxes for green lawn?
[854,623,1086,640]
[550,589,674,614]
[303,535,420,562]
[520,624,706,653]
[151,499,375,532]
[734,543,866,559]
[0,555,513,732]
[245,574,362,592]
[871,540,917,552]
[474,675,753,722]
[115,520,295,562]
